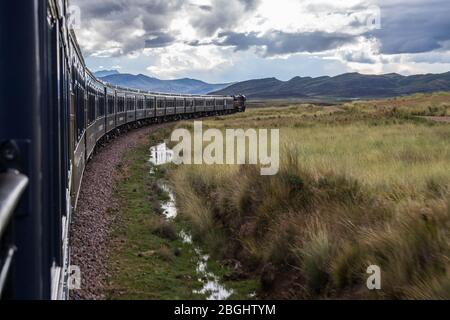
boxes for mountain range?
[210,72,450,99]
[95,70,450,100]
[94,71,231,95]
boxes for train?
[0,0,245,300]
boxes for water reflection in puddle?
[150,144,234,300]
[159,183,177,220]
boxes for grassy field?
[169,92,450,299]
[106,126,258,300]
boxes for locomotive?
[0,0,245,299]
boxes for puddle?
[193,250,234,300]
[159,183,177,220]
[150,144,234,301]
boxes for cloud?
[370,0,450,54]
[188,0,262,37]
[73,0,183,56]
[215,30,358,56]
[145,32,176,48]
[72,0,450,80]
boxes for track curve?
[70,124,168,300]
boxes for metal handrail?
[0,246,17,297]
[0,171,29,238]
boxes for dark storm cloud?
[189,0,262,37]
[239,0,260,11]
[370,0,450,54]
[72,0,183,56]
[72,0,262,55]
[145,32,176,48]
[198,5,213,12]
[72,0,450,62]
[215,31,357,56]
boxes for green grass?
[169,93,450,299]
[106,126,258,300]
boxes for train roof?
[102,81,232,99]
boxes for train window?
[145,97,155,109]
[137,96,144,110]
[157,99,165,109]
[126,96,135,111]
[206,100,214,107]
[187,99,194,107]
[166,99,175,108]
[98,95,105,118]
[117,96,125,113]
[176,99,185,108]
[195,99,204,107]
[88,93,96,125]
[107,95,115,114]
[75,85,85,142]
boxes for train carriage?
[70,32,87,209]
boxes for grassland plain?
[106,125,258,300]
[168,92,450,299]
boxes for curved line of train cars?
[0,0,245,300]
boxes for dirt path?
[69,124,166,300]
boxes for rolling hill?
[95,71,232,95]
[210,72,450,99]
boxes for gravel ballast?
[69,124,165,300]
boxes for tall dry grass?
[169,95,450,299]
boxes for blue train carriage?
[69,30,87,208]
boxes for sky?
[71,0,450,83]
